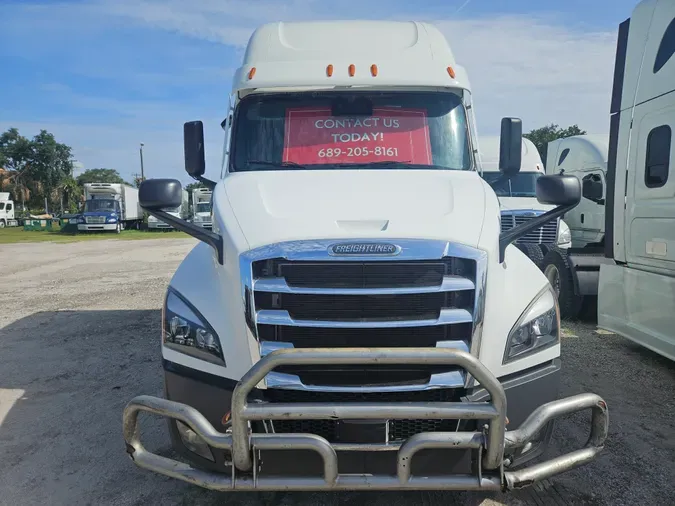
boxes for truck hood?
[498,196,554,213]
[221,170,487,249]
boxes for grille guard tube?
[122,347,609,492]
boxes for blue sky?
[0,0,638,184]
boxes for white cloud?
[432,16,616,135]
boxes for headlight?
[162,289,224,365]
[503,286,560,363]
[557,222,571,245]
[106,217,117,223]
[78,218,85,224]
[193,214,203,222]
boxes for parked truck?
[148,188,189,230]
[544,0,675,361]
[540,135,610,319]
[122,20,608,493]
[0,192,18,228]
[480,136,572,268]
[190,187,213,229]
[78,183,142,233]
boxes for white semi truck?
[0,192,18,228]
[190,187,213,229]
[78,183,142,233]
[539,135,611,319]
[122,20,608,493]
[480,136,572,268]
[148,188,189,230]
[544,0,675,361]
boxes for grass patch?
[0,227,189,244]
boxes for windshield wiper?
[246,160,307,170]
[331,161,452,170]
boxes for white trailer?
[0,192,18,228]
[190,187,212,229]
[78,183,142,233]
[480,136,572,267]
[148,189,189,230]
[123,19,608,494]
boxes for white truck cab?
[0,192,17,228]
[148,188,189,230]
[122,20,607,493]
[480,136,572,267]
[190,187,213,229]
[597,0,675,361]
[546,135,608,248]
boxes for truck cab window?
[645,124,671,188]
[558,148,570,166]
[654,17,675,73]
[6,203,12,211]
[231,91,471,172]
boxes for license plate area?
[336,419,389,444]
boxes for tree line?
[0,127,142,216]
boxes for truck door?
[624,97,675,272]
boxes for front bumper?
[78,223,117,231]
[123,348,608,492]
[148,221,173,229]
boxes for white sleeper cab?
[480,135,572,268]
[122,20,608,492]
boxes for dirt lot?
[1,239,673,506]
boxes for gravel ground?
[0,239,673,506]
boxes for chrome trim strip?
[260,340,469,392]
[256,308,473,328]
[253,275,475,295]
[260,340,470,356]
[264,369,466,391]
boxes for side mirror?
[498,174,582,263]
[184,121,206,178]
[536,175,581,207]
[139,177,223,264]
[498,117,523,176]
[139,179,183,211]
[582,177,604,202]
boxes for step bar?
[122,347,608,492]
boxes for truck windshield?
[230,91,472,172]
[0,203,4,210]
[195,203,210,213]
[84,199,120,213]
[482,171,540,197]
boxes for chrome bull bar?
[123,347,609,491]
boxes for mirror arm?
[498,203,577,263]
[194,176,217,190]
[148,209,224,264]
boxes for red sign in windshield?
[282,107,432,165]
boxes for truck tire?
[116,223,121,234]
[516,243,545,269]
[542,247,583,320]
[0,220,5,229]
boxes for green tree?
[58,176,82,213]
[76,168,126,186]
[0,128,34,211]
[185,181,208,192]
[30,130,74,211]
[523,124,587,166]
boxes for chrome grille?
[85,216,106,224]
[500,212,559,245]
[240,239,487,392]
